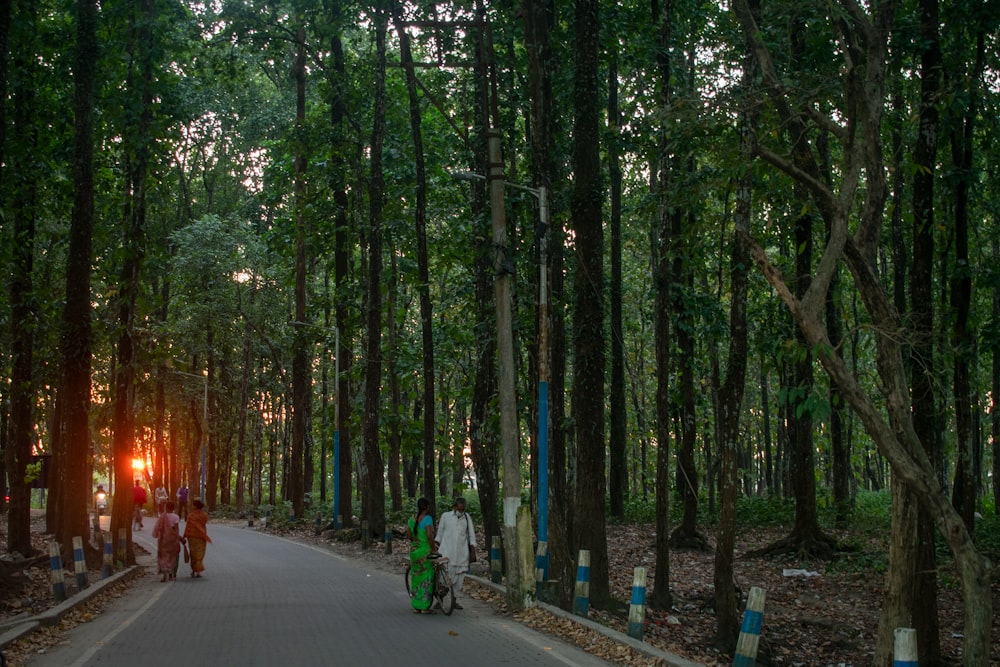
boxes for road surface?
[24,521,611,667]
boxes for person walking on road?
[176,484,189,520]
[435,497,477,609]
[407,497,436,614]
[132,480,148,530]
[183,499,212,578]
[152,501,182,581]
[154,484,168,515]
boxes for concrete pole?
[487,128,527,609]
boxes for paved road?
[24,522,611,667]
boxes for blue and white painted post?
[490,536,503,584]
[893,628,917,667]
[72,536,88,591]
[734,586,765,666]
[48,542,66,602]
[572,549,591,617]
[627,567,648,640]
[384,527,393,555]
[117,528,126,567]
[101,534,114,578]
[534,541,548,598]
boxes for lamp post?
[174,370,208,501]
[288,321,341,528]
[453,145,551,600]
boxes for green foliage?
[841,489,892,535]
[24,462,43,485]
[734,495,797,526]
[622,496,658,524]
[973,511,1000,563]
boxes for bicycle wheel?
[435,565,456,615]
[404,565,413,598]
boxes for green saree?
[408,514,434,611]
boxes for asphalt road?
[23,521,612,667]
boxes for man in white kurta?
[435,497,477,609]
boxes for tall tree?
[755,14,835,559]
[607,11,627,521]
[53,0,99,555]
[894,0,944,658]
[289,23,308,521]
[731,0,993,662]
[570,0,609,608]
[948,1,987,534]
[391,1,437,509]
[522,0,571,604]
[361,0,388,539]
[110,0,157,563]
[713,3,757,645]
[5,0,39,557]
[326,3,355,529]
[466,8,502,577]
[649,0,673,611]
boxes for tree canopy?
[2,0,998,662]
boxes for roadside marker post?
[101,533,114,578]
[534,541,548,598]
[893,627,917,667]
[490,536,502,584]
[734,586,765,666]
[627,567,647,640]
[72,536,88,591]
[572,549,591,617]
[48,542,66,602]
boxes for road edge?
[467,574,705,667]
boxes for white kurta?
[435,510,477,592]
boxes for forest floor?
[2,512,999,666]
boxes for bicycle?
[404,553,456,615]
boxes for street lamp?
[173,369,208,501]
[452,140,551,602]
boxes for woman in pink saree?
[152,501,181,581]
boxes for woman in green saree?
[408,497,436,613]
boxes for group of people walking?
[128,479,211,582]
[131,480,191,530]
[408,496,478,614]
[152,498,212,581]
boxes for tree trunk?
[360,2,388,540]
[671,198,702,547]
[607,26,627,522]
[570,0,608,609]
[391,2,437,511]
[289,25,308,521]
[329,20,354,529]
[994,236,1000,515]
[523,0,571,606]
[53,0,98,558]
[733,1,992,662]
[903,0,944,658]
[714,17,756,647]
[110,0,156,563]
[6,0,38,555]
[649,0,673,611]
[235,317,252,513]
[948,17,985,534]
[387,247,404,512]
